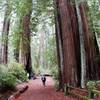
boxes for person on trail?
[41,75,46,87]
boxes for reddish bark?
[19,11,32,75]
[19,1,33,78]
[56,0,78,86]
[55,0,98,89]
[68,3,81,87]
[54,0,64,90]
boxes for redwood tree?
[19,0,33,78]
[55,0,97,89]
[55,0,78,87]
[54,0,64,90]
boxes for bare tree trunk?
[1,1,11,64]
[75,1,87,88]
[55,0,98,88]
[68,3,81,87]
[79,3,96,80]
[55,0,78,87]
[19,0,33,78]
[19,13,32,70]
[54,0,64,90]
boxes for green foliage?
[11,0,33,53]
[50,66,59,80]
[87,81,96,90]
[95,81,100,88]
[50,66,59,89]
[0,62,28,92]
[30,16,39,33]
[87,80,100,90]
[44,34,58,87]
[44,35,57,67]
[87,81,100,98]
[31,0,54,32]
[88,0,100,36]
[8,62,28,82]
[11,0,32,17]
[0,65,17,91]
[87,0,100,53]
[0,72,16,90]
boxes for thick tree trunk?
[55,0,78,87]
[19,15,32,77]
[55,0,98,88]
[68,3,81,87]
[1,2,11,64]
[19,2,33,78]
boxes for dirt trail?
[16,77,77,100]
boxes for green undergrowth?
[0,62,28,92]
[50,66,59,89]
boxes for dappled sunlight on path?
[16,77,77,100]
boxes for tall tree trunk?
[19,0,33,78]
[68,3,81,87]
[75,1,87,88]
[55,0,78,87]
[19,13,32,76]
[55,0,98,88]
[79,3,97,80]
[54,0,64,90]
[1,1,11,64]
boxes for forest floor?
[15,76,77,100]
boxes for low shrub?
[0,62,28,92]
[8,62,28,82]
[0,65,17,91]
[87,80,100,90]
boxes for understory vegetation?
[0,62,28,92]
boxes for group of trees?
[0,0,100,90]
[55,0,100,89]
[0,0,55,77]
[0,0,33,76]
